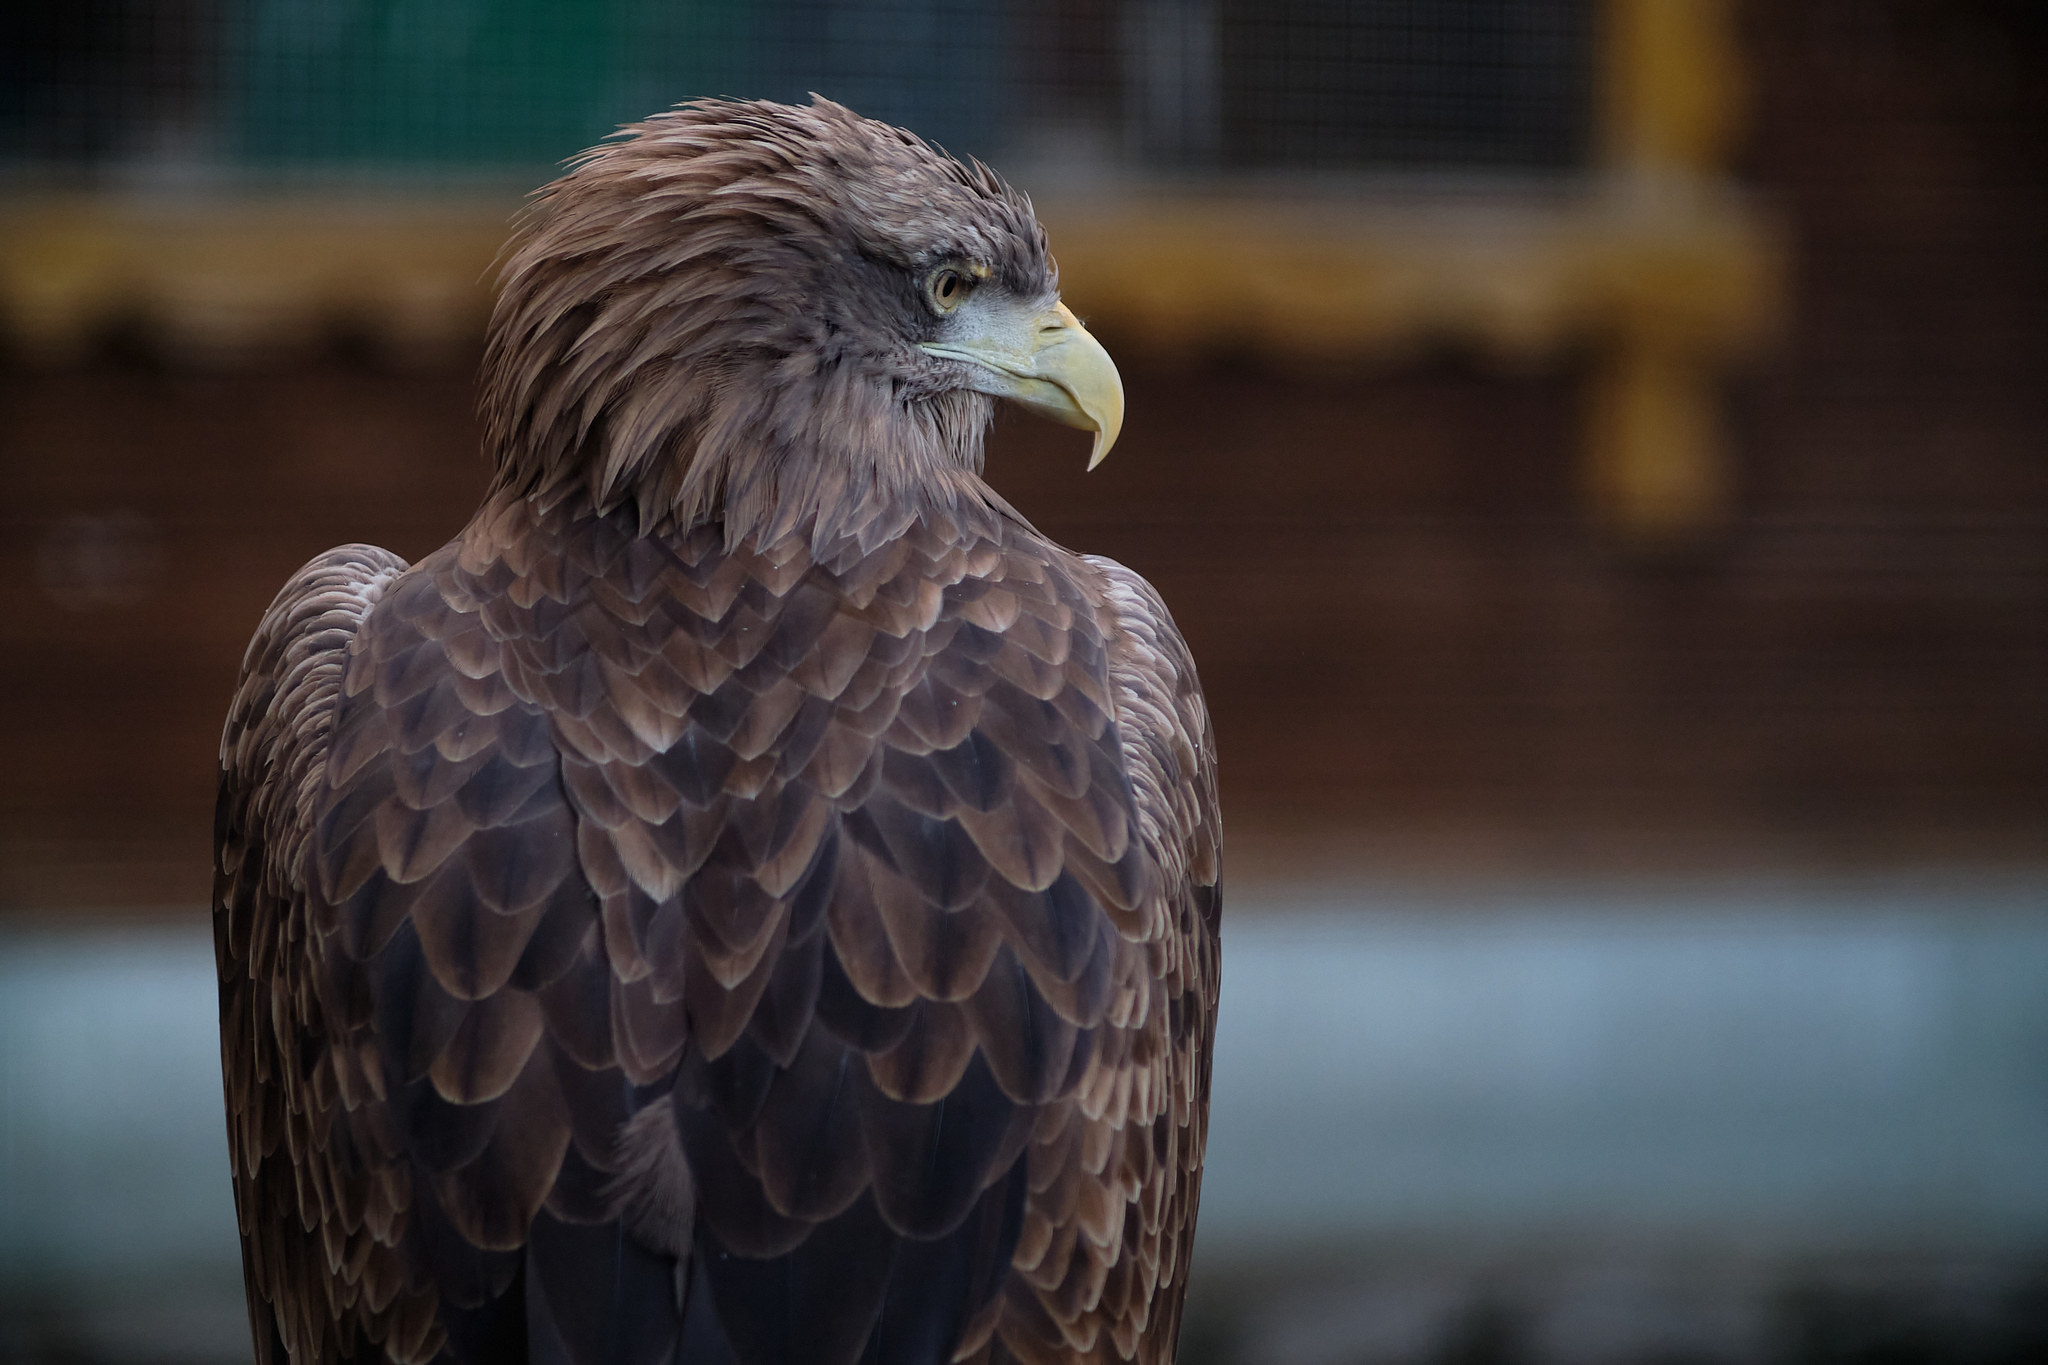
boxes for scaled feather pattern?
[215,96,1220,1365]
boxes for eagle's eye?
[925,266,973,315]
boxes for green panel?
[235,0,747,172]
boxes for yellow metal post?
[1589,0,1750,550]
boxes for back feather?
[214,491,1220,1365]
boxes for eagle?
[213,96,1220,1365]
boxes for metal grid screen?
[1,0,1594,184]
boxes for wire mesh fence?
[1,0,1595,186]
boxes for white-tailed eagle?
[214,96,1220,1365]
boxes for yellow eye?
[926,267,971,314]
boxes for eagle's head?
[481,96,1123,544]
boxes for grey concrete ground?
[5,870,2046,1363]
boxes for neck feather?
[481,292,1000,549]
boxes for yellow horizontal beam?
[0,185,1779,369]
[0,196,512,365]
[1043,185,1779,363]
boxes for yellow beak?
[920,301,1125,469]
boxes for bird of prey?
[214,96,1220,1365]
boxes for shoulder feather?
[219,545,411,900]
[1082,555,1219,895]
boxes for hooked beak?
[919,301,1125,469]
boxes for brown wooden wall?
[2,0,2042,906]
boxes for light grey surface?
[0,922,242,1286]
[1200,874,2048,1257]
[3,873,2046,1301]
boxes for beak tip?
[1084,410,1122,470]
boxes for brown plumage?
[214,97,1219,1365]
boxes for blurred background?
[2,1,2045,1362]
